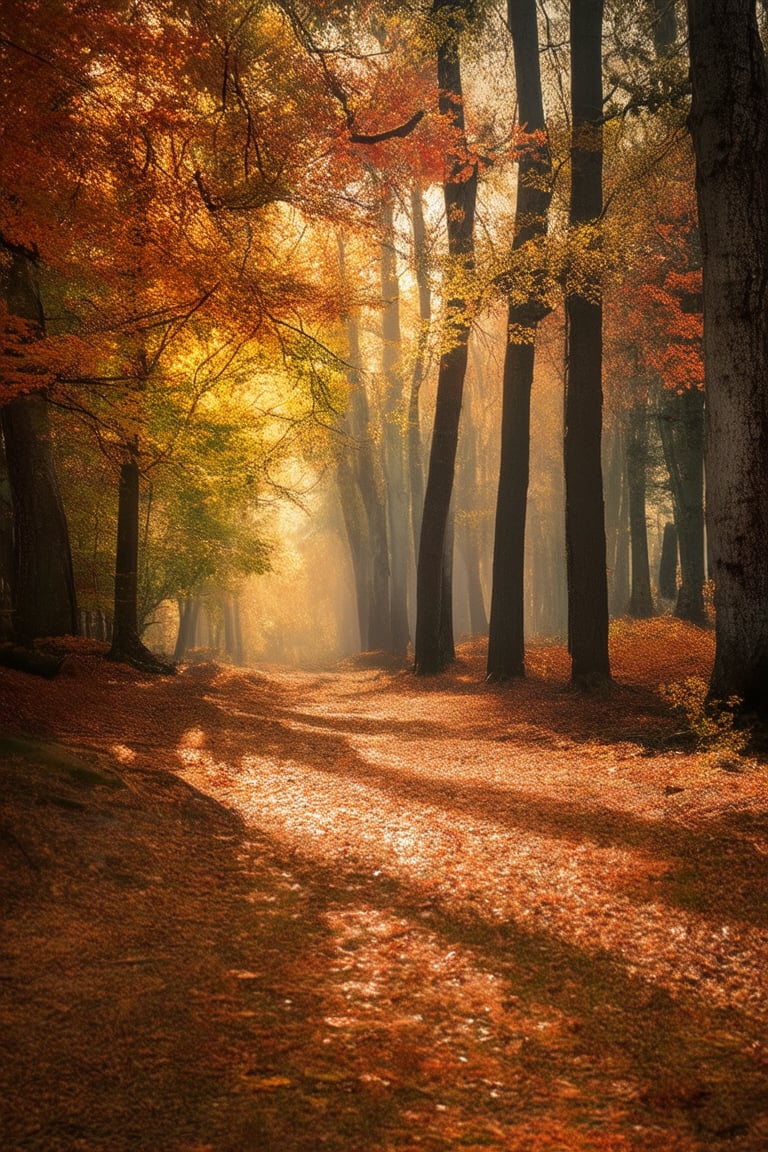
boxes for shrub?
[659,675,748,762]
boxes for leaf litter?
[1,620,767,1151]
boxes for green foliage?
[659,676,748,762]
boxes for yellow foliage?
[659,676,748,762]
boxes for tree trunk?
[174,595,200,660]
[456,366,488,636]
[462,526,488,635]
[415,0,477,674]
[659,521,679,601]
[337,237,391,652]
[108,442,173,672]
[605,423,629,616]
[487,0,552,680]
[439,501,456,665]
[564,0,611,688]
[336,449,371,650]
[408,185,430,562]
[625,400,655,617]
[0,245,77,641]
[686,0,768,714]
[380,192,410,659]
[657,386,706,623]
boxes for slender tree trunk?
[415,0,477,674]
[625,400,655,617]
[455,363,488,636]
[337,237,391,651]
[614,461,631,617]
[564,0,611,687]
[108,442,172,672]
[174,595,200,660]
[649,0,706,625]
[232,598,244,665]
[487,0,552,679]
[463,526,488,634]
[687,0,768,715]
[336,448,371,650]
[659,521,679,601]
[380,192,410,659]
[439,501,456,665]
[408,186,431,562]
[605,422,628,616]
[657,386,706,622]
[222,593,241,664]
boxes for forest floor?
[1,619,767,1152]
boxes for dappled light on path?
[1,622,767,1151]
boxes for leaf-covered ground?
[1,619,767,1152]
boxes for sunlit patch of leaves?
[659,676,748,764]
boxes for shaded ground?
[1,619,767,1151]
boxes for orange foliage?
[606,152,702,410]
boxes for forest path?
[1,623,767,1152]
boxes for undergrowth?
[659,675,748,764]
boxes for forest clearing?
[2,619,767,1152]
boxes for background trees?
[2,0,765,707]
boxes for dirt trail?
[1,623,768,1151]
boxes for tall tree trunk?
[0,245,77,641]
[380,191,410,659]
[337,237,391,651]
[659,521,679,601]
[456,380,488,636]
[174,595,200,660]
[336,447,371,650]
[415,0,477,674]
[625,400,655,617]
[564,0,611,687]
[604,422,628,616]
[462,526,488,634]
[487,0,553,680]
[652,0,706,625]
[657,386,706,622]
[686,0,768,715]
[108,441,172,672]
[439,501,456,664]
[408,185,431,562]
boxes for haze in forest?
[1,0,766,716]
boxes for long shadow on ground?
[3,744,767,1152]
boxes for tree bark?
[605,422,629,616]
[0,245,77,641]
[439,500,456,664]
[456,380,488,636]
[408,186,430,562]
[686,0,768,714]
[380,191,410,659]
[337,236,391,652]
[336,447,371,649]
[657,386,706,622]
[625,400,655,617]
[174,595,200,660]
[564,0,611,688]
[487,0,552,680]
[108,442,173,672]
[659,521,679,601]
[414,0,477,674]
